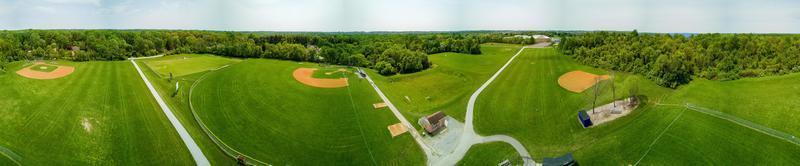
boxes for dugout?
[578,111,592,128]
[543,153,578,166]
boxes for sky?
[0,0,798,33]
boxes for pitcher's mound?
[16,62,75,80]
[558,70,609,93]
[293,68,349,88]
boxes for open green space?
[669,74,800,136]
[29,64,58,72]
[0,61,194,165]
[141,54,241,77]
[458,142,522,165]
[190,59,424,165]
[368,43,522,123]
[470,48,800,164]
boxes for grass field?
[29,64,58,72]
[368,43,522,123]
[471,48,800,164]
[668,74,800,136]
[0,61,194,165]
[458,142,522,165]
[190,59,424,165]
[142,54,241,77]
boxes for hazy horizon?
[0,0,798,33]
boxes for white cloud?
[44,0,101,6]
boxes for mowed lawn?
[142,54,241,77]
[458,142,522,165]
[668,74,800,136]
[191,59,425,165]
[368,43,522,123]
[470,48,800,164]
[0,61,194,165]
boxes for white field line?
[130,59,210,166]
[634,108,686,166]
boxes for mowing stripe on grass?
[343,72,378,166]
[634,108,686,166]
[685,103,800,146]
[0,145,21,166]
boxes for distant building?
[512,35,533,39]
[418,111,448,136]
[533,35,552,43]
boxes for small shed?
[533,35,552,43]
[578,111,593,128]
[543,153,577,166]
[418,111,448,135]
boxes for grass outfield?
[458,142,522,165]
[368,43,522,123]
[472,48,800,164]
[142,54,241,77]
[0,61,194,165]
[190,59,424,165]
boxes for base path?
[130,57,211,166]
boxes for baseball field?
[467,47,800,164]
[187,59,424,165]
[0,61,194,165]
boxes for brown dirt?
[388,123,408,137]
[373,102,387,109]
[16,62,75,80]
[557,70,609,93]
[292,68,348,88]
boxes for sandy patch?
[373,102,387,109]
[557,70,609,93]
[388,123,408,137]
[16,62,75,80]
[585,97,639,127]
[292,68,349,88]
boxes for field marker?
[130,58,210,166]
[634,108,686,166]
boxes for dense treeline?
[559,30,800,88]
[0,30,485,75]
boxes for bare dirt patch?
[292,68,348,88]
[557,70,609,93]
[373,102,387,109]
[16,62,75,80]
[585,97,639,127]
[388,123,408,137]
[81,118,93,133]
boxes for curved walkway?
[436,46,534,166]
[363,46,537,165]
[130,56,210,166]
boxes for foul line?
[634,108,686,166]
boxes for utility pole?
[612,71,616,108]
[593,77,599,114]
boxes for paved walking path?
[360,68,436,161]
[130,56,210,166]
[363,46,538,165]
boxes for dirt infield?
[292,68,349,88]
[557,70,609,93]
[16,62,75,80]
